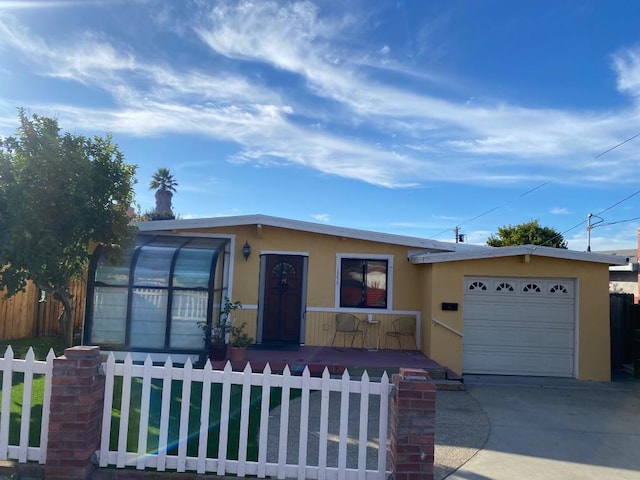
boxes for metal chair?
[331,313,364,348]
[385,316,416,349]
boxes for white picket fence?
[98,354,392,480]
[0,347,54,464]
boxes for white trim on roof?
[409,244,629,266]
[609,263,638,272]
[136,214,477,252]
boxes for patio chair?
[331,313,364,348]
[385,316,416,349]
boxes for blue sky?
[1,0,640,251]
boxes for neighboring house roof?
[136,214,485,253]
[409,244,629,266]
[594,249,638,272]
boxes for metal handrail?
[432,317,463,338]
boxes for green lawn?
[0,337,62,447]
[1,336,65,360]
[1,338,288,462]
[109,376,272,460]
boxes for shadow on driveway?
[446,374,640,480]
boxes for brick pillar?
[45,346,105,480]
[390,368,436,480]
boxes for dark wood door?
[262,255,304,344]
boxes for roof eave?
[410,245,629,266]
[135,214,460,251]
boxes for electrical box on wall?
[441,302,458,311]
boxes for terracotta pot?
[229,346,246,362]
[209,343,228,361]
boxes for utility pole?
[455,226,460,243]
[586,213,592,252]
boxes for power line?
[593,215,640,228]
[540,187,640,247]
[431,181,551,239]
[593,131,640,159]
[433,130,640,241]
[592,189,640,217]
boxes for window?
[339,257,388,309]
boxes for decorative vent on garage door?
[522,283,541,293]
[495,282,514,292]
[468,281,487,291]
[549,284,569,294]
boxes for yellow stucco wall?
[177,224,423,347]
[425,255,611,381]
[173,225,612,380]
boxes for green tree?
[486,219,567,249]
[149,167,177,220]
[0,109,137,346]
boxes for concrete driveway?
[445,374,640,480]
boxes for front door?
[260,255,305,344]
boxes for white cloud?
[194,2,640,168]
[311,213,330,222]
[2,3,640,190]
[568,227,638,251]
[0,1,83,9]
[550,207,570,215]
[612,46,640,98]
[464,230,493,246]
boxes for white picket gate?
[0,347,54,464]
[98,354,392,480]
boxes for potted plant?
[228,322,254,362]
[198,297,242,361]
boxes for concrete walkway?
[265,382,490,477]
[268,374,640,480]
[434,390,489,479]
[447,375,640,480]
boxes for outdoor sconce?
[242,241,251,261]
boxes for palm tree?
[149,167,177,220]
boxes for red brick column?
[45,346,105,480]
[390,368,436,480]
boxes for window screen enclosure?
[84,235,230,353]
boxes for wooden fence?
[0,279,85,340]
[610,293,640,370]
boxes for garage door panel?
[463,276,575,377]
[464,347,574,376]
[465,301,573,323]
[464,325,573,348]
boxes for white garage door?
[463,276,576,377]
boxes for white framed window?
[336,253,393,310]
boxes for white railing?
[0,347,54,464]
[98,354,392,479]
[432,317,463,338]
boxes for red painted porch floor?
[211,345,455,380]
